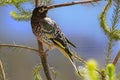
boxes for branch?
[0,42,53,80]
[0,44,39,54]
[106,37,113,65]
[35,0,53,80]
[47,0,100,9]
[0,60,6,80]
[112,50,120,65]
[35,0,40,7]
[99,0,113,66]
[37,40,52,80]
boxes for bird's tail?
[70,49,86,65]
[56,46,79,73]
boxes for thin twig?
[112,50,120,65]
[47,0,100,9]
[35,0,40,7]
[0,60,6,80]
[106,37,113,66]
[0,44,39,54]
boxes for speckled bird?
[31,6,78,72]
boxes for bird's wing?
[50,37,79,73]
[42,17,76,48]
[40,19,55,34]
[65,37,76,48]
[41,17,79,73]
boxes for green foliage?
[10,3,32,21]
[41,0,51,5]
[0,0,32,21]
[99,0,119,40]
[77,60,117,80]
[50,67,57,79]
[99,0,120,65]
[78,60,99,80]
[99,0,120,40]
[106,64,115,80]
[0,0,29,6]
[33,64,57,80]
[110,0,120,40]
[111,30,120,40]
[33,64,43,80]
[10,10,32,21]
[0,0,51,21]
[99,0,112,35]
[86,59,98,80]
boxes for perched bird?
[31,6,79,73]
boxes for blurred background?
[0,0,120,80]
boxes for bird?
[31,6,79,73]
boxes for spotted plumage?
[31,6,78,72]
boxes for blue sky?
[0,0,120,54]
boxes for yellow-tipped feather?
[54,45,78,73]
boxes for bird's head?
[32,6,48,18]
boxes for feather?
[65,37,76,48]
[50,38,79,72]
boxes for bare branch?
[0,42,52,80]
[38,40,53,80]
[0,60,6,80]
[47,0,100,10]
[34,0,53,80]
[112,50,120,65]
[35,0,40,7]
[0,44,39,54]
[0,43,53,80]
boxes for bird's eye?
[39,8,44,13]
[43,8,47,11]
[39,8,47,13]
